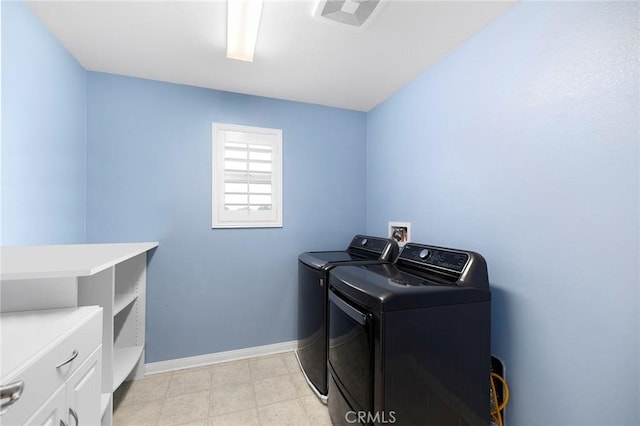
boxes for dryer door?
[328,289,374,417]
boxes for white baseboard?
[144,340,298,376]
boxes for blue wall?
[86,72,367,362]
[5,2,640,423]
[366,2,639,425]
[1,1,87,245]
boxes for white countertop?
[0,306,102,382]
[0,242,158,280]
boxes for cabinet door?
[65,346,102,426]
[24,384,65,426]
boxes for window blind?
[223,141,273,212]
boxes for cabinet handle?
[56,350,79,368]
[0,381,24,415]
[69,407,79,426]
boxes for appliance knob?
[419,249,430,260]
[361,238,368,246]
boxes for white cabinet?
[64,346,102,426]
[1,242,158,426]
[25,384,65,426]
[25,346,101,426]
[0,307,102,426]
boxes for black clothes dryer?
[327,243,491,425]
[296,235,398,401]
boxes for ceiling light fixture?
[227,0,264,62]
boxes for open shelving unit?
[77,244,156,426]
[1,242,158,426]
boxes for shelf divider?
[112,346,144,392]
[113,293,137,316]
[100,393,111,418]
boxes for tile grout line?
[115,352,327,426]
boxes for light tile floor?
[113,352,332,426]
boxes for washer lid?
[298,250,373,269]
[299,234,399,269]
[329,264,490,312]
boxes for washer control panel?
[400,244,469,273]
[349,235,395,255]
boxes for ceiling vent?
[314,0,385,29]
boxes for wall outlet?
[388,221,411,247]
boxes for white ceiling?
[26,0,515,112]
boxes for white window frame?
[212,123,283,228]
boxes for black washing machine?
[296,235,399,401]
[327,243,491,425]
